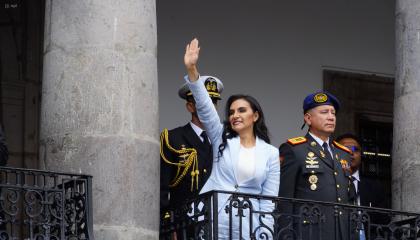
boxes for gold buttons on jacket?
[336,184,340,188]
[337,197,342,202]
[334,171,338,176]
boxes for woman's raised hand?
[184,38,200,81]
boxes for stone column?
[393,0,420,212]
[40,0,159,239]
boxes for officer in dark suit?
[277,92,353,240]
[160,76,223,238]
[336,133,388,209]
[337,133,389,240]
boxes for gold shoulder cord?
[160,129,200,191]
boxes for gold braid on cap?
[160,129,199,191]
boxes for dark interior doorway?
[324,69,394,208]
[0,0,45,168]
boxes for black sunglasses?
[345,145,360,153]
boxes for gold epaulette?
[287,136,307,146]
[333,141,351,154]
[160,129,199,191]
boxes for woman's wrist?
[186,65,199,82]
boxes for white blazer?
[186,76,280,238]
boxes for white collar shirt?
[352,170,361,205]
[309,132,333,158]
[189,122,210,144]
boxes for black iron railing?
[0,166,93,240]
[160,190,420,240]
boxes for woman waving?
[183,38,280,239]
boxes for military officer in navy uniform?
[277,92,353,240]
[160,76,223,238]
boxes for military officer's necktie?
[322,142,334,165]
[354,178,366,240]
[349,176,358,203]
[201,131,210,147]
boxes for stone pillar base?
[94,225,158,240]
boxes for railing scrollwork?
[0,167,93,240]
[160,190,420,240]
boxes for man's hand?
[184,38,200,82]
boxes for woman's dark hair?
[218,94,270,158]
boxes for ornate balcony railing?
[160,190,420,240]
[0,166,93,240]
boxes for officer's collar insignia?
[287,136,307,145]
[310,141,316,147]
[314,93,328,103]
[333,141,352,154]
[320,150,326,158]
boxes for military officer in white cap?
[160,76,223,238]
